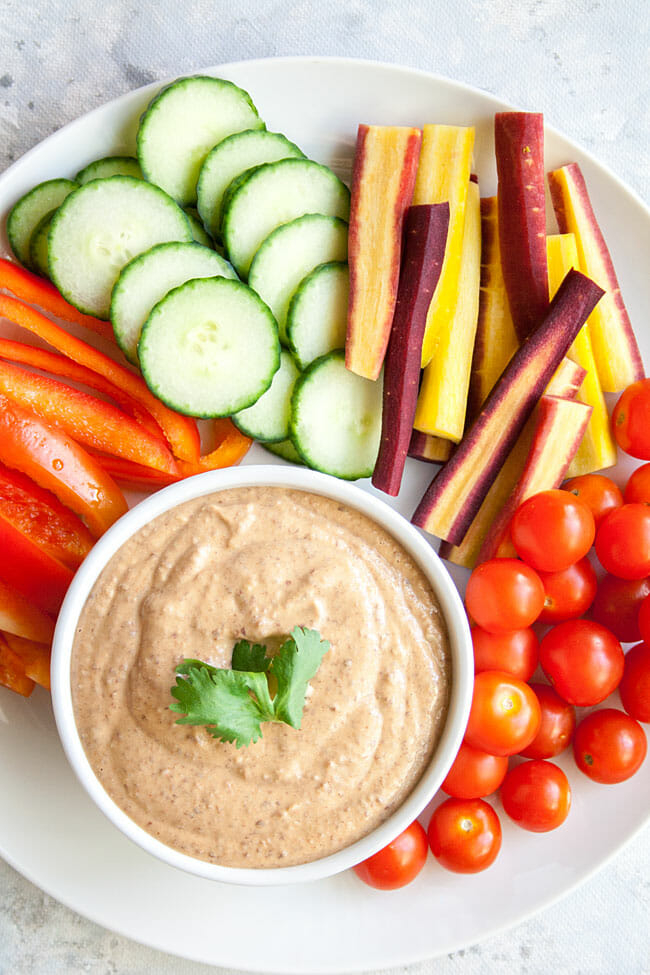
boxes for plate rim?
[1,53,649,972]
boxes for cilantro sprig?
[170,627,330,748]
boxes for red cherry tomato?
[471,626,538,682]
[595,504,650,580]
[427,798,501,873]
[624,463,650,504]
[539,619,624,707]
[510,489,595,572]
[563,473,623,527]
[537,558,597,623]
[612,379,650,459]
[619,642,650,723]
[465,671,541,756]
[440,741,509,799]
[500,760,571,832]
[465,559,544,633]
[573,708,647,784]
[590,574,650,643]
[638,594,650,645]
[353,821,428,889]
[520,683,576,759]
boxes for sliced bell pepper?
[90,455,181,489]
[0,337,165,441]
[176,419,252,475]
[0,579,55,643]
[0,294,201,463]
[0,461,93,569]
[0,395,128,536]
[0,632,35,697]
[0,512,74,613]
[2,632,51,690]
[0,256,114,340]
[0,359,178,474]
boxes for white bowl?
[51,465,473,886]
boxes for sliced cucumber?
[287,261,349,369]
[29,210,56,278]
[7,178,77,268]
[290,350,382,480]
[197,130,304,241]
[248,215,348,344]
[48,176,192,319]
[221,159,350,277]
[183,208,213,247]
[232,349,300,442]
[76,156,143,183]
[138,277,280,418]
[110,241,237,364]
[262,439,303,464]
[137,76,264,207]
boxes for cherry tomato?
[500,760,571,832]
[520,683,576,759]
[624,463,650,504]
[573,708,647,784]
[510,489,595,573]
[612,378,650,459]
[441,741,509,799]
[563,473,623,527]
[465,559,544,633]
[595,504,650,580]
[427,798,501,873]
[639,595,650,645]
[537,558,597,623]
[619,642,650,723]
[539,619,624,706]
[353,820,428,889]
[590,574,650,643]
[465,671,541,756]
[471,626,538,682]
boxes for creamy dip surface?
[71,486,450,868]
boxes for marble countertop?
[1,1,649,972]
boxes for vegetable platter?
[0,57,649,972]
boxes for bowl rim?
[51,464,473,886]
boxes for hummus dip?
[71,486,450,868]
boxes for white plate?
[0,56,649,973]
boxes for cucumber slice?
[262,439,303,464]
[137,76,264,207]
[139,277,280,418]
[110,241,237,365]
[232,349,300,442]
[248,215,348,344]
[222,159,350,277]
[290,350,382,480]
[183,208,213,248]
[48,176,192,319]
[75,156,143,183]
[7,178,77,268]
[197,130,304,240]
[287,261,349,369]
[29,210,56,278]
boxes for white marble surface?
[1,0,649,972]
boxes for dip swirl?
[71,486,450,868]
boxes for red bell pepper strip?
[0,359,179,474]
[0,579,55,644]
[0,395,128,536]
[176,419,252,475]
[0,294,201,463]
[0,337,165,441]
[0,632,35,697]
[0,257,114,340]
[0,512,73,613]
[2,632,51,690]
[90,455,181,490]
[0,461,93,570]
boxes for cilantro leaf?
[270,627,331,728]
[171,665,274,748]
[231,640,269,673]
